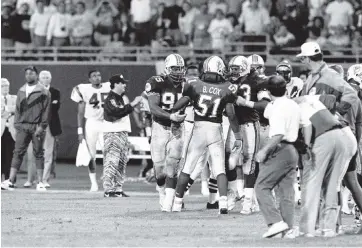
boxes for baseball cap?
[296,42,322,57]
[109,74,129,84]
[24,65,38,74]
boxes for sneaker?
[90,184,99,192]
[104,191,115,197]
[43,182,51,188]
[23,181,33,188]
[283,227,299,239]
[114,191,129,197]
[227,191,237,211]
[262,221,289,238]
[36,182,47,191]
[219,208,228,214]
[206,201,219,209]
[1,180,15,191]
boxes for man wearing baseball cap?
[102,74,142,197]
[1,66,51,191]
[298,42,362,234]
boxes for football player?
[71,70,110,191]
[247,54,266,78]
[171,56,242,214]
[347,64,362,99]
[276,60,304,98]
[227,55,267,214]
[145,53,187,212]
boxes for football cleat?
[90,184,99,192]
[172,198,183,212]
[262,221,289,238]
[104,192,114,197]
[206,201,219,209]
[114,191,130,197]
[43,182,51,188]
[227,191,237,211]
[219,208,228,215]
[23,181,33,188]
[36,182,47,191]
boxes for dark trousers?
[1,127,15,179]
[11,128,45,171]
[134,21,151,46]
[255,143,298,228]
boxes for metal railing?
[2,36,361,65]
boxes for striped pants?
[103,132,129,193]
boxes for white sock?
[228,180,238,194]
[244,188,254,202]
[164,188,176,207]
[174,196,183,205]
[201,180,208,191]
[236,179,244,197]
[219,196,227,209]
[89,173,97,185]
[209,192,217,204]
[253,189,259,207]
[342,187,351,213]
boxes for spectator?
[46,1,71,47]
[12,3,32,52]
[93,0,119,46]
[130,0,152,46]
[306,28,327,49]
[273,25,295,48]
[114,12,134,43]
[325,0,354,29]
[281,0,309,45]
[1,78,17,182]
[1,2,14,47]
[326,25,351,55]
[16,0,36,14]
[207,9,233,52]
[353,1,362,31]
[65,0,74,15]
[178,1,199,44]
[225,0,242,17]
[190,3,212,48]
[163,0,184,45]
[44,0,58,14]
[309,16,324,37]
[308,0,326,20]
[238,0,270,35]
[29,0,51,47]
[69,1,94,46]
[352,29,362,50]
[226,13,238,28]
[208,0,228,15]
[151,3,168,38]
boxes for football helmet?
[228,55,250,82]
[347,64,362,85]
[276,60,292,83]
[247,54,265,75]
[164,53,185,84]
[203,56,226,77]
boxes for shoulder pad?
[145,76,165,93]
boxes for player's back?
[183,77,237,123]
[70,82,111,120]
[145,75,183,126]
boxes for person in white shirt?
[16,0,36,14]
[46,1,71,47]
[30,0,51,47]
[178,1,199,44]
[130,0,152,46]
[207,9,233,51]
[325,0,354,29]
[102,74,142,197]
[237,75,301,238]
[208,0,228,15]
[69,1,94,46]
[238,0,270,35]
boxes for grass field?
[1,163,362,247]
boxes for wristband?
[77,127,83,134]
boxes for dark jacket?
[14,83,50,131]
[103,91,133,122]
[49,87,62,136]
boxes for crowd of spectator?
[1,0,362,55]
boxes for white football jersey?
[286,77,304,98]
[70,82,111,120]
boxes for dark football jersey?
[145,75,183,126]
[234,72,266,124]
[183,77,238,123]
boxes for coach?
[1,66,50,191]
[243,75,301,238]
[102,74,142,197]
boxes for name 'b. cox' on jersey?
[182,77,238,123]
[145,75,183,126]
[233,71,266,124]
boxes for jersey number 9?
[195,94,221,118]
[161,92,182,110]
